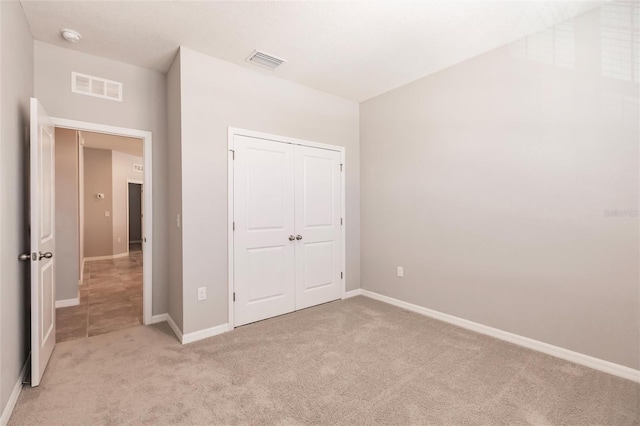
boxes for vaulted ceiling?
[21,1,604,101]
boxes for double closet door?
[233,134,342,327]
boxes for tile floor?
[56,247,143,343]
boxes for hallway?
[56,248,143,342]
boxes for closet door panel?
[234,135,295,326]
[294,146,342,309]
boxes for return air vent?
[71,72,123,102]
[246,50,286,70]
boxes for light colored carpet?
[10,296,639,425]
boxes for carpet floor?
[9,296,639,425]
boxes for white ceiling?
[81,131,143,157]
[21,1,604,102]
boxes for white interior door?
[294,146,342,310]
[234,135,296,326]
[30,98,56,387]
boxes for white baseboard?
[360,290,640,383]
[342,289,363,299]
[55,295,80,308]
[182,323,231,344]
[165,315,183,343]
[84,252,129,262]
[148,313,168,324]
[0,356,29,426]
[163,313,230,345]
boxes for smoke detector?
[61,29,82,43]
[246,50,286,70]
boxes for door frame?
[126,179,144,253]
[50,117,154,325]
[227,127,346,329]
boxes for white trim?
[125,179,143,255]
[149,313,168,324]
[342,289,363,299]
[166,315,183,342]
[182,323,231,345]
[227,127,347,329]
[83,252,129,262]
[51,117,153,325]
[0,356,29,426]
[360,290,640,383]
[228,127,344,153]
[55,294,80,308]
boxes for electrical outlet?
[105,211,110,217]
[397,266,404,278]
[176,214,181,228]
[197,287,207,301]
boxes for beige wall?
[34,41,169,315]
[177,47,360,334]
[54,128,80,300]
[167,53,184,330]
[360,6,639,369]
[0,0,33,413]
[83,148,113,258]
[111,150,143,255]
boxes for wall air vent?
[246,50,286,70]
[71,72,123,102]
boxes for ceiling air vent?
[246,50,286,70]
[71,72,123,102]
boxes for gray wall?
[0,0,33,415]
[178,47,360,334]
[54,128,80,300]
[128,184,142,242]
[360,6,639,369]
[83,148,113,258]
[34,41,169,315]
[166,52,184,330]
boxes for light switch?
[105,211,110,217]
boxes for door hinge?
[230,150,235,160]
[340,218,343,226]
[233,292,236,302]
[341,272,343,279]
[340,163,343,171]
[233,221,235,231]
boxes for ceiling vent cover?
[72,72,123,101]
[246,50,286,70]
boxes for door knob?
[38,251,53,260]
[296,235,303,240]
[18,253,32,261]
[288,235,296,241]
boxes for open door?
[29,98,56,387]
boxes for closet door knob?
[296,235,303,240]
[288,235,296,241]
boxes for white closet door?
[234,135,296,326]
[294,145,342,310]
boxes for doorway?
[51,118,153,343]
[127,181,143,253]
